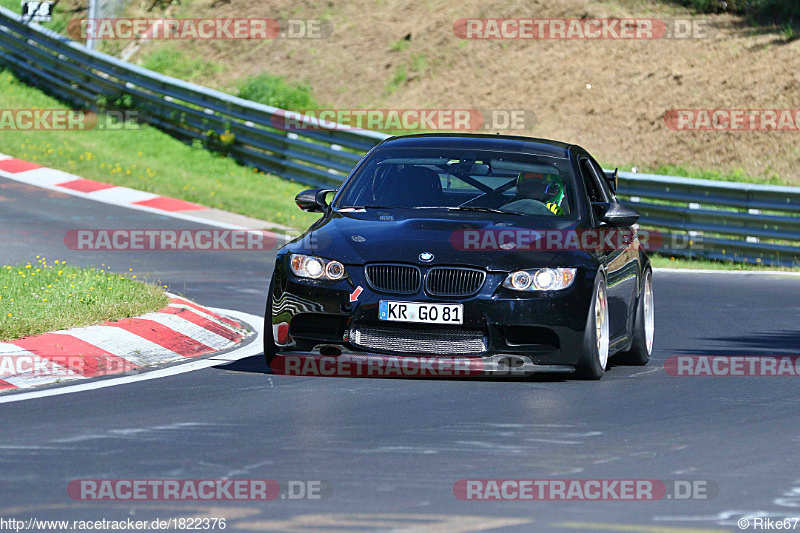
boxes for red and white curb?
[0,293,253,393]
[0,152,293,240]
[0,153,209,214]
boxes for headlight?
[503,268,576,291]
[325,260,345,280]
[290,254,347,281]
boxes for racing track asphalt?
[1,176,799,532]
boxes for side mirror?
[295,188,336,212]
[604,168,619,192]
[593,202,639,227]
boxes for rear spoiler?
[604,168,619,192]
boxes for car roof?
[377,133,576,159]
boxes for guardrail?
[1,6,799,267]
[616,172,800,266]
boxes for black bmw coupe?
[265,134,654,379]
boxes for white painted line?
[628,367,661,378]
[57,325,183,366]
[0,308,262,403]
[86,186,160,204]
[138,312,235,350]
[654,268,800,277]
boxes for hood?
[286,209,592,272]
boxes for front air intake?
[365,264,422,294]
[425,267,486,297]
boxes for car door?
[578,154,639,339]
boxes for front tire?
[576,275,609,380]
[617,267,654,366]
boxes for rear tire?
[264,277,278,368]
[616,267,654,366]
[575,275,609,380]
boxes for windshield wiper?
[447,206,524,216]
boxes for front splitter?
[270,350,575,378]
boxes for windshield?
[334,147,578,218]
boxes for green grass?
[784,22,796,42]
[650,253,799,271]
[0,66,322,232]
[386,64,407,95]
[410,53,428,74]
[140,48,224,83]
[0,257,169,341]
[609,162,789,186]
[390,39,410,52]
[236,72,317,110]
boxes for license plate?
[379,301,463,325]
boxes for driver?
[506,171,566,215]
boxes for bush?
[758,0,800,18]
[678,0,722,12]
[236,73,317,110]
[676,0,800,18]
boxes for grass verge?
[0,257,169,341]
[139,48,224,84]
[650,254,799,271]
[0,66,322,232]
[612,163,790,186]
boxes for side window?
[579,157,605,203]
[587,157,615,201]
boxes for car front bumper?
[269,256,597,368]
